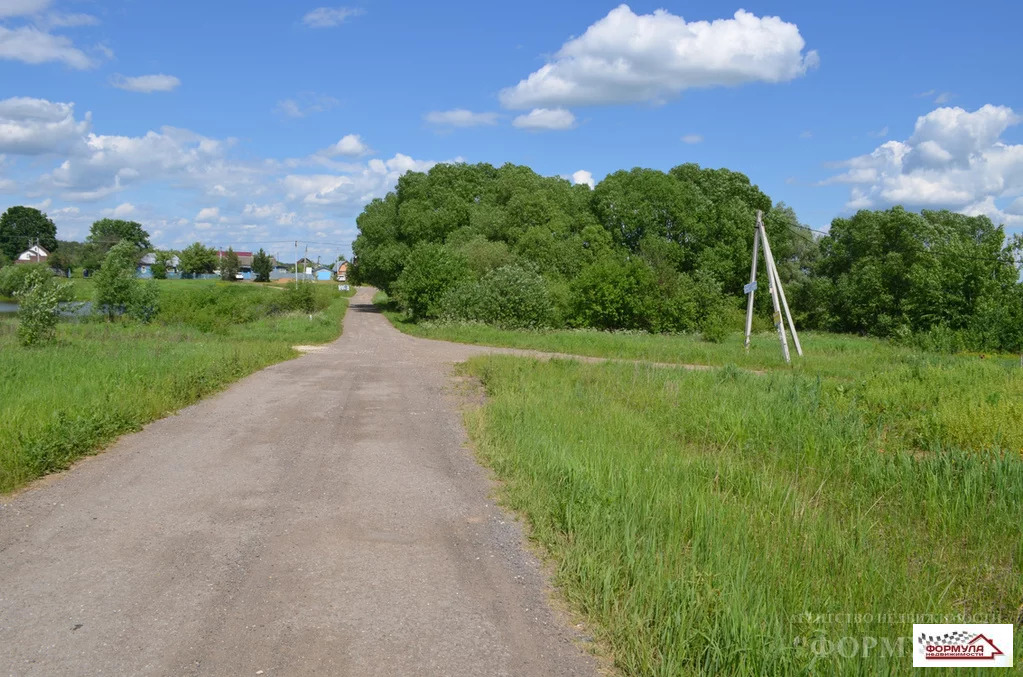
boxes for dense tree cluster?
[353,162,801,338]
[353,162,1023,351]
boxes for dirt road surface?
[0,288,597,676]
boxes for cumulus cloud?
[102,202,136,218]
[825,104,1023,225]
[242,202,297,226]
[681,134,703,144]
[424,109,499,127]
[283,153,438,209]
[302,6,364,28]
[0,96,90,154]
[500,5,818,109]
[196,206,220,221]
[320,134,370,157]
[41,126,233,201]
[110,74,181,93]
[512,108,576,131]
[571,170,595,188]
[0,95,441,254]
[0,24,96,68]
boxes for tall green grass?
[0,281,353,493]
[462,356,1023,675]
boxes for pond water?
[0,301,17,314]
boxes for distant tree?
[0,206,58,260]
[16,266,71,346]
[220,247,241,281]
[94,241,159,322]
[94,241,139,320]
[88,219,151,253]
[179,242,217,277]
[47,248,74,276]
[151,251,169,280]
[252,248,272,282]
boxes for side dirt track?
[0,287,604,677]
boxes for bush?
[568,258,658,331]
[279,282,316,314]
[393,243,471,320]
[441,265,556,329]
[15,266,71,346]
[0,263,50,298]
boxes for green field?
[377,292,1023,674]
[0,280,352,493]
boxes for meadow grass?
[0,280,353,493]
[462,356,1023,675]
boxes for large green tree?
[815,207,1020,340]
[0,206,58,260]
[179,242,217,277]
[88,219,151,253]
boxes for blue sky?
[2,0,1022,262]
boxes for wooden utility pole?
[744,210,802,363]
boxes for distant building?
[315,267,333,281]
[15,244,49,264]
[138,253,180,277]
[333,261,349,282]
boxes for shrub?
[441,264,556,329]
[393,243,471,320]
[279,282,316,314]
[568,258,658,331]
[15,266,71,346]
[0,263,49,298]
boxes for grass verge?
[0,281,354,493]
[461,355,1023,675]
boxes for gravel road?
[0,287,598,676]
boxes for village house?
[15,244,49,264]
[137,253,180,277]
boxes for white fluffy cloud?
[321,134,370,157]
[826,104,1023,225]
[302,7,364,28]
[42,126,232,201]
[283,153,437,209]
[512,108,576,131]
[0,96,441,253]
[681,134,703,144]
[0,24,95,68]
[196,206,220,221]
[0,96,90,154]
[102,202,136,218]
[571,170,595,188]
[500,5,818,109]
[424,109,499,127]
[110,74,181,93]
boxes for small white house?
[15,244,49,264]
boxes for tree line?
[0,208,275,282]
[352,162,1023,351]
